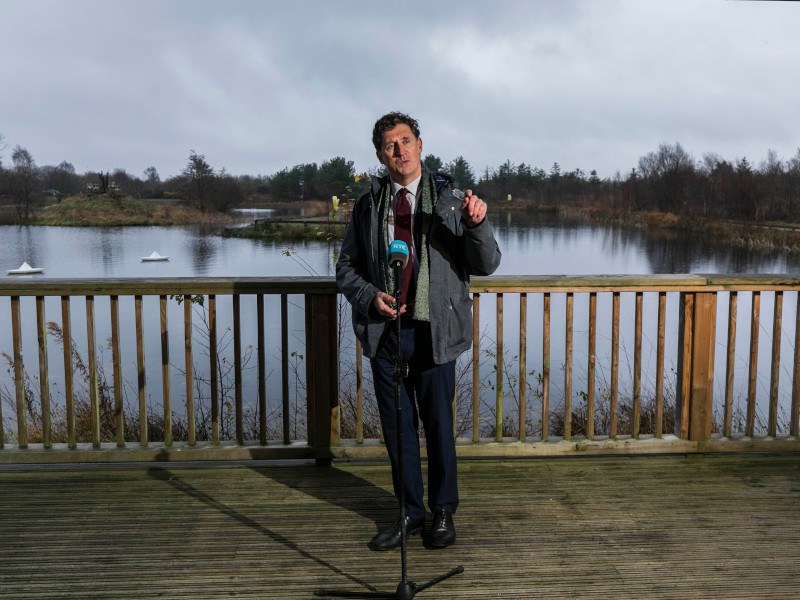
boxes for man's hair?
[372,112,421,152]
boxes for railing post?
[11,297,27,449]
[305,292,339,466]
[677,291,716,442]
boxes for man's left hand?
[460,189,487,227]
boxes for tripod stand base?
[316,565,464,599]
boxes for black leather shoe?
[430,508,456,549]
[369,515,424,551]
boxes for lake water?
[3,209,799,278]
[1,209,799,438]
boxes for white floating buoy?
[141,251,169,262]
[7,262,44,275]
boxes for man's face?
[376,124,423,185]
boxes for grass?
[225,198,350,242]
[560,206,800,254]
[31,194,237,227]
[10,194,340,230]
[225,219,347,242]
[0,313,274,446]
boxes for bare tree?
[40,161,79,197]
[636,142,696,213]
[786,148,800,219]
[182,151,215,211]
[759,149,784,220]
[143,165,160,186]
[0,133,6,199]
[11,145,40,221]
[211,168,244,211]
[141,166,161,199]
[112,168,146,197]
[733,157,763,220]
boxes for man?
[336,112,501,550]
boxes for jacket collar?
[370,165,453,205]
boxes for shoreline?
[6,196,800,254]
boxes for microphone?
[387,240,409,268]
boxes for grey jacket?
[336,170,502,364]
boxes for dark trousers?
[370,320,459,521]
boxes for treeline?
[477,143,800,223]
[622,144,800,221]
[0,138,268,218]
[0,134,361,217]
[2,130,799,222]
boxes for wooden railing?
[458,274,800,456]
[1,275,799,463]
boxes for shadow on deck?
[1,454,798,599]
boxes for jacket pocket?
[446,294,473,350]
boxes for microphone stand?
[317,262,464,599]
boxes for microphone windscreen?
[387,240,409,268]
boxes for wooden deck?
[1,454,798,599]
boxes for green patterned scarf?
[379,173,434,321]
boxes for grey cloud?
[1,0,798,181]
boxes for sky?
[1,0,799,181]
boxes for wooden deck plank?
[0,454,798,598]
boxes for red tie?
[395,188,414,306]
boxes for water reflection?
[639,227,799,274]
[99,228,124,276]
[490,210,800,276]
[18,226,40,269]
[186,234,217,275]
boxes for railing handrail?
[475,274,800,292]
[4,273,800,297]
[0,277,339,296]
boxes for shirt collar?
[390,174,422,198]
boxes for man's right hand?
[373,291,406,319]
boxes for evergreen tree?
[445,156,476,189]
